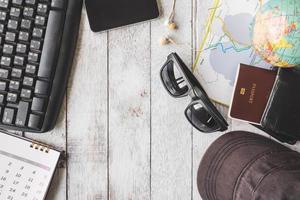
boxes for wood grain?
[108,22,151,199]
[66,8,108,200]
[150,0,193,199]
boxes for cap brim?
[197,131,289,200]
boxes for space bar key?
[38,10,64,79]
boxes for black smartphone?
[85,0,160,32]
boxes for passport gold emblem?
[240,88,246,95]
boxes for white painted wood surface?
[23,1,300,200]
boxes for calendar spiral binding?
[0,128,66,166]
[30,142,51,153]
[30,142,67,168]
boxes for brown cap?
[197,131,300,200]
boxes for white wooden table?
[24,1,300,200]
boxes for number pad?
[0,0,56,131]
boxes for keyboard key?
[32,28,43,38]
[5,32,16,42]
[0,0,74,131]
[11,68,22,78]
[37,4,48,15]
[14,56,25,66]
[16,43,27,54]
[19,31,29,42]
[0,24,4,33]
[35,16,46,26]
[23,76,34,87]
[15,101,29,127]
[12,0,23,6]
[3,44,14,54]
[51,0,66,10]
[0,0,9,9]
[7,92,18,103]
[28,114,42,129]
[38,11,63,79]
[28,52,39,63]
[25,0,36,5]
[0,69,8,79]
[23,7,34,18]
[7,20,18,30]
[21,19,32,30]
[0,11,7,21]
[2,108,15,124]
[31,97,45,112]
[34,80,48,95]
[0,94,5,104]
[0,81,7,91]
[25,64,36,74]
[9,80,20,90]
[30,40,41,50]
[1,56,11,67]
[20,88,31,98]
[10,7,21,18]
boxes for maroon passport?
[229,64,277,124]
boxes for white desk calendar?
[0,132,61,200]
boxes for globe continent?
[252,0,300,67]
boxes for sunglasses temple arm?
[175,55,208,95]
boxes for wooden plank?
[25,100,67,200]
[150,0,193,199]
[108,23,151,199]
[66,9,108,200]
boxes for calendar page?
[0,133,60,200]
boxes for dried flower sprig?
[165,0,177,30]
[160,36,177,46]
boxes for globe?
[252,0,300,67]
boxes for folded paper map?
[193,0,272,106]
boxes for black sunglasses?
[160,53,228,133]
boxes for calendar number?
[0,149,53,200]
[7,195,13,200]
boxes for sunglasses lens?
[160,60,189,97]
[185,102,220,132]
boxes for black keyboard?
[0,0,82,132]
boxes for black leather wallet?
[257,67,300,144]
